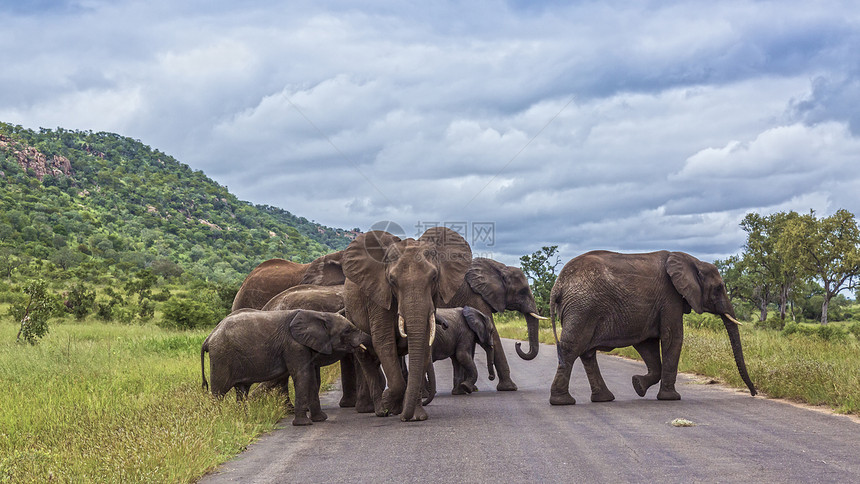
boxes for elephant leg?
[459,349,479,394]
[490,328,517,391]
[354,365,373,413]
[309,367,328,422]
[235,384,250,402]
[581,350,614,402]
[354,350,385,414]
[549,325,592,405]
[249,375,294,410]
[339,355,358,408]
[291,371,314,426]
[632,338,662,397]
[657,316,683,401]
[451,358,469,394]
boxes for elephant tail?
[201,337,210,392]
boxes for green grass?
[497,314,860,415]
[0,315,338,483]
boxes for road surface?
[201,339,860,483]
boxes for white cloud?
[2,0,860,268]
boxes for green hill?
[0,122,357,286]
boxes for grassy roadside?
[0,315,338,483]
[496,314,860,415]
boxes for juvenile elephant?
[549,250,757,406]
[260,284,365,409]
[200,308,371,426]
[441,258,546,391]
[423,306,496,404]
[343,227,472,422]
[231,251,345,311]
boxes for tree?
[740,211,805,320]
[780,209,860,324]
[10,280,59,345]
[519,245,561,316]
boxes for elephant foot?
[632,375,654,397]
[590,389,615,403]
[292,415,313,426]
[381,389,403,415]
[451,385,469,395]
[657,388,681,401]
[496,379,518,391]
[310,410,328,422]
[401,405,428,422]
[549,392,576,406]
[339,395,356,408]
[458,382,474,394]
[356,403,375,413]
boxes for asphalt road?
[200,339,860,483]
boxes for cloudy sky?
[2,0,859,266]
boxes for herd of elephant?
[201,227,757,426]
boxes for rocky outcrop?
[0,134,73,181]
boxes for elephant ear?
[464,258,507,313]
[289,310,333,355]
[342,231,401,310]
[300,250,346,286]
[418,227,472,305]
[462,306,494,346]
[667,252,704,314]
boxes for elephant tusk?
[429,313,436,347]
[359,344,368,351]
[529,312,549,320]
[398,315,408,338]
[724,314,743,326]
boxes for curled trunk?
[485,345,496,380]
[721,314,757,396]
[515,313,541,360]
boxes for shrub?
[782,321,848,342]
[848,322,860,340]
[754,313,786,331]
[8,279,61,345]
[159,296,220,330]
[684,313,725,332]
[65,283,96,320]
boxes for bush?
[848,322,860,340]
[65,283,96,320]
[782,321,848,342]
[754,313,786,331]
[159,296,220,330]
[684,313,725,332]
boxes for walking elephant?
[423,306,496,404]
[343,228,472,422]
[549,250,757,406]
[260,284,366,409]
[200,308,371,426]
[441,258,545,391]
[231,250,345,311]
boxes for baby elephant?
[201,308,372,426]
[427,306,496,401]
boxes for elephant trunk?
[401,312,431,421]
[515,312,541,360]
[721,313,757,396]
[422,363,436,406]
[485,344,496,381]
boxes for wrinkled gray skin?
[231,251,345,311]
[259,284,367,410]
[343,228,472,422]
[423,307,495,404]
[549,250,757,406]
[200,308,371,426]
[441,258,542,391]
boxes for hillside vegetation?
[0,122,355,287]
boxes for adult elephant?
[260,284,365,409]
[343,228,471,422]
[549,250,757,406]
[441,258,545,391]
[231,251,345,311]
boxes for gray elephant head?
[289,309,371,356]
[342,227,472,421]
[464,258,543,360]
